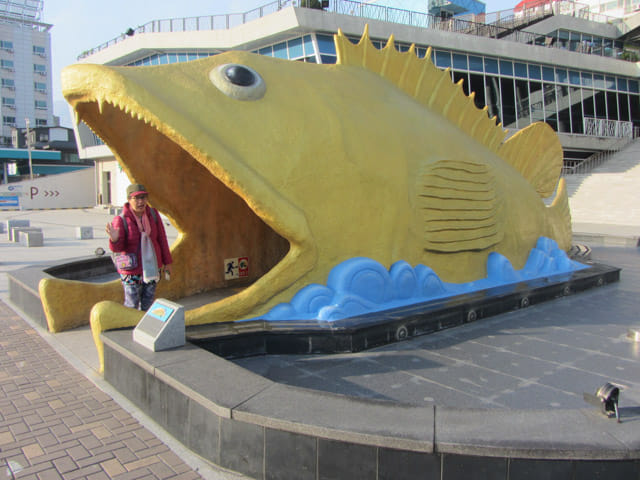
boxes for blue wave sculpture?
[253,237,588,322]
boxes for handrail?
[562,130,639,175]
[77,0,624,60]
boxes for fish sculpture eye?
[225,65,256,86]
[209,63,266,101]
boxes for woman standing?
[106,184,173,310]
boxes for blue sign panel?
[147,303,175,322]
[0,195,19,207]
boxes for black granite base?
[101,322,640,480]
[188,263,620,359]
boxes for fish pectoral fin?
[497,122,563,198]
[419,160,503,253]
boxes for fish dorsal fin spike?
[385,34,395,50]
[498,122,563,198]
[335,26,507,151]
[359,24,371,45]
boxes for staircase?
[565,139,640,243]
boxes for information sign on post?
[133,298,185,351]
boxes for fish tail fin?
[548,177,572,251]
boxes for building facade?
[0,0,53,148]
[71,0,640,205]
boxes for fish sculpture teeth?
[46,26,572,372]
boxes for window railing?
[77,0,626,61]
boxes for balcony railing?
[77,0,626,61]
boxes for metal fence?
[77,0,621,60]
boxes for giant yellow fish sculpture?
[44,27,570,371]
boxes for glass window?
[514,62,527,78]
[2,78,14,87]
[33,45,45,55]
[569,87,583,134]
[528,64,541,80]
[607,91,618,120]
[273,42,287,59]
[619,93,630,121]
[178,53,187,62]
[530,81,544,123]
[594,91,606,118]
[569,70,580,85]
[605,76,616,90]
[631,94,640,127]
[558,30,569,49]
[501,77,516,128]
[435,50,451,68]
[469,73,485,109]
[159,55,168,65]
[543,83,557,130]
[603,38,614,57]
[581,72,593,87]
[288,38,303,59]
[569,32,580,52]
[34,81,45,91]
[416,47,427,58]
[542,67,554,82]
[167,53,177,63]
[35,100,47,109]
[452,53,467,70]
[187,53,198,61]
[453,71,469,95]
[316,34,336,55]
[303,35,314,56]
[0,40,13,49]
[592,37,602,55]
[515,79,530,128]
[555,69,567,83]
[3,116,15,124]
[258,46,272,56]
[629,80,639,93]
[594,74,605,90]
[484,57,498,74]
[35,118,47,126]
[556,85,571,133]
[499,60,513,76]
[320,55,336,64]
[618,78,628,92]
[485,76,501,124]
[33,64,46,72]
[469,55,483,72]
[2,97,14,105]
[582,89,595,118]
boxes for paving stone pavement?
[0,300,203,480]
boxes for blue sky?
[42,0,517,127]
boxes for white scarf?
[134,209,159,283]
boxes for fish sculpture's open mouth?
[61,60,318,325]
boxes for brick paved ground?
[0,300,203,480]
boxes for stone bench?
[75,226,94,240]
[6,219,29,241]
[19,229,43,247]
